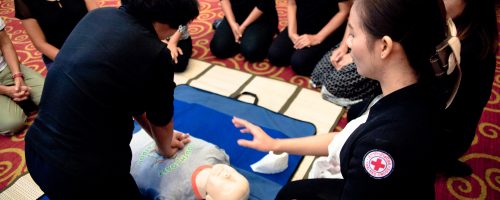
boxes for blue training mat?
[171,85,316,200]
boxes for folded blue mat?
[134,85,316,199]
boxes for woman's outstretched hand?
[232,116,277,152]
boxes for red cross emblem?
[371,158,386,171]
[363,150,394,179]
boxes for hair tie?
[429,18,462,109]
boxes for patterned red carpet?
[0,0,498,199]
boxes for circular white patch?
[363,150,394,179]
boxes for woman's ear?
[380,35,393,59]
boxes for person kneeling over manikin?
[130,129,250,200]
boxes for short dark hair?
[123,0,199,28]
[355,0,447,82]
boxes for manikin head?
[191,164,250,200]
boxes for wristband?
[11,72,24,79]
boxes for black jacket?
[340,84,437,199]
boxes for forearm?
[240,7,263,29]
[150,119,175,157]
[168,29,182,47]
[272,132,335,156]
[134,112,177,157]
[221,0,238,25]
[287,0,297,36]
[133,113,152,136]
[337,26,350,51]
[84,0,98,11]
[36,43,59,61]
[0,31,21,75]
[315,1,350,42]
[0,85,9,95]
[21,19,59,60]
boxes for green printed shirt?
[130,131,229,200]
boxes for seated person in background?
[0,17,44,136]
[130,129,249,200]
[267,0,351,76]
[14,0,97,68]
[435,0,498,177]
[210,0,278,62]
[164,24,193,72]
[310,42,381,107]
[124,0,193,73]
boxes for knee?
[173,53,191,73]
[173,60,188,72]
[290,56,314,76]
[240,44,267,62]
[0,113,26,135]
[267,45,289,66]
[210,37,236,59]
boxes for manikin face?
[346,3,379,80]
[204,164,249,200]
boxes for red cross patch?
[363,150,394,179]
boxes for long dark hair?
[455,0,498,59]
[355,0,447,84]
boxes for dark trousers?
[173,37,193,73]
[275,178,344,200]
[267,26,345,76]
[210,18,277,62]
[25,144,142,200]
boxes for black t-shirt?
[26,7,175,176]
[295,0,347,34]
[230,0,278,25]
[14,0,88,49]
